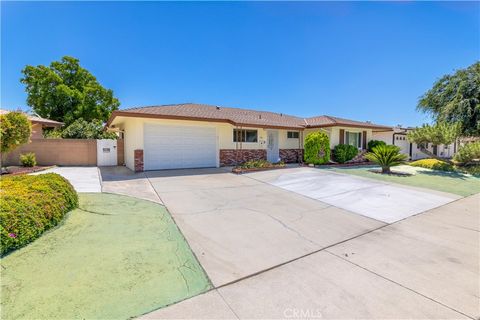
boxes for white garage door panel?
[144,124,217,170]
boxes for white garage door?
[144,124,217,170]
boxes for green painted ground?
[320,165,480,197]
[1,193,211,320]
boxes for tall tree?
[417,62,480,136]
[21,56,120,126]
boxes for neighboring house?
[372,127,457,160]
[106,103,392,172]
[0,110,63,139]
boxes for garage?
[143,123,218,170]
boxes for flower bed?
[0,173,78,255]
[232,160,286,173]
[1,165,55,176]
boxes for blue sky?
[2,1,479,126]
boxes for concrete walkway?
[140,194,480,319]
[31,166,101,192]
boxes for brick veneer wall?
[279,149,303,163]
[134,149,144,172]
[220,149,267,166]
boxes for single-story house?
[106,103,393,172]
[372,127,458,160]
[0,109,63,139]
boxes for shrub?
[333,144,358,163]
[60,118,117,139]
[19,153,37,167]
[239,159,285,169]
[453,141,480,164]
[304,131,330,165]
[0,112,31,154]
[456,165,480,176]
[0,173,78,255]
[410,159,454,171]
[365,145,408,174]
[367,140,386,152]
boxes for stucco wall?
[111,116,306,170]
[31,124,44,139]
[3,139,97,166]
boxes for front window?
[287,131,299,139]
[233,129,258,143]
[345,131,361,148]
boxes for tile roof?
[108,103,392,130]
[0,109,63,126]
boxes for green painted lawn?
[320,165,480,197]
[1,193,211,320]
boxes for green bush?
[333,144,358,163]
[410,158,454,171]
[453,141,480,164]
[59,118,117,139]
[19,153,37,167]
[0,112,31,154]
[0,173,78,255]
[304,131,330,165]
[240,159,285,169]
[367,140,386,152]
[365,145,408,174]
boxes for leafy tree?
[365,145,407,174]
[21,56,119,126]
[304,131,330,165]
[0,112,32,155]
[407,122,460,162]
[417,62,480,136]
[59,118,117,139]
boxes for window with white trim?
[233,129,258,143]
[345,131,361,148]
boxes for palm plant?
[365,145,408,174]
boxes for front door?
[266,130,279,163]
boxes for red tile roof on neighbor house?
[0,110,63,127]
[107,103,392,130]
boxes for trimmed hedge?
[410,159,454,171]
[304,131,330,165]
[367,140,386,152]
[333,144,358,163]
[0,173,78,255]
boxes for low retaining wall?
[280,149,303,163]
[220,149,267,166]
[4,139,97,166]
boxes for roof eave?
[106,111,304,130]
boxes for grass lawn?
[320,165,480,197]
[1,193,211,320]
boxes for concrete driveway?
[145,168,384,287]
[248,167,460,223]
[143,168,480,319]
[31,166,101,192]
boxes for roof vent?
[366,120,371,123]
[259,114,262,119]
[216,106,220,110]
[280,113,283,117]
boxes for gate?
[97,139,117,166]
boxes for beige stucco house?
[106,103,392,172]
